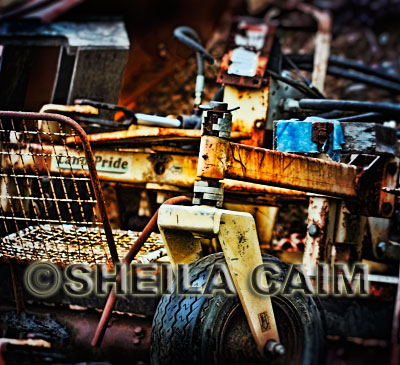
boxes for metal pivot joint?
[199,101,236,139]
[265,339,286,357]
[193,102,236,207]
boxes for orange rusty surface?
[303,196,335,269]
[378,158,399,217]
[40,104,99,115]
[223,179,307,198]
[226,142,360,198]
[224,85,269,147]
[10,138,359,199]
[197,136,229,180]
[5,143,309,202]
[4,143,312,202]
[67,127,250,145]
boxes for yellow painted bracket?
[158,204,280,354]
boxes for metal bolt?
[255,121,264,129]
[209,101,228,111]
[265,339,286,357]
[132,337,141,345]
[308,224,319,237]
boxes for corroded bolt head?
[308,224,319,237]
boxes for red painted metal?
[91,195,192,347]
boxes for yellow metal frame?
[157,204,280,353]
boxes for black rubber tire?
[150,253,325,365]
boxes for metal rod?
[135,113,181,128]
[0,196,97,203]
[91,195,192,347]
[0,174,91,181]
[0,216,102,225]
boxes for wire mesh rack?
[1,225,166,266]
[0,111,123,266]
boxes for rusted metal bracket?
[223,84,270,147]
[225,143,397,217]
[311,121,334,153]
[355,156,399,217]
[226,142,359,198]
[304,198,368,273]
[335,201,367,262]
[303,196,338,274]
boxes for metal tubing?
[135,113,181,128]
[296,64,400,95]
[287,54,400,85]
[0,303,153,360]
[298,99,400,115]
[91,195,192,347]
[173,26,215,65]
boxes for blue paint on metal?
[276,117,344,162]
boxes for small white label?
[227,47,259,77]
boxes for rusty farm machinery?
[0,12,400,365]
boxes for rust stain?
[223,179,307,198]
[67,128,250,145]
[226,142,360,198]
